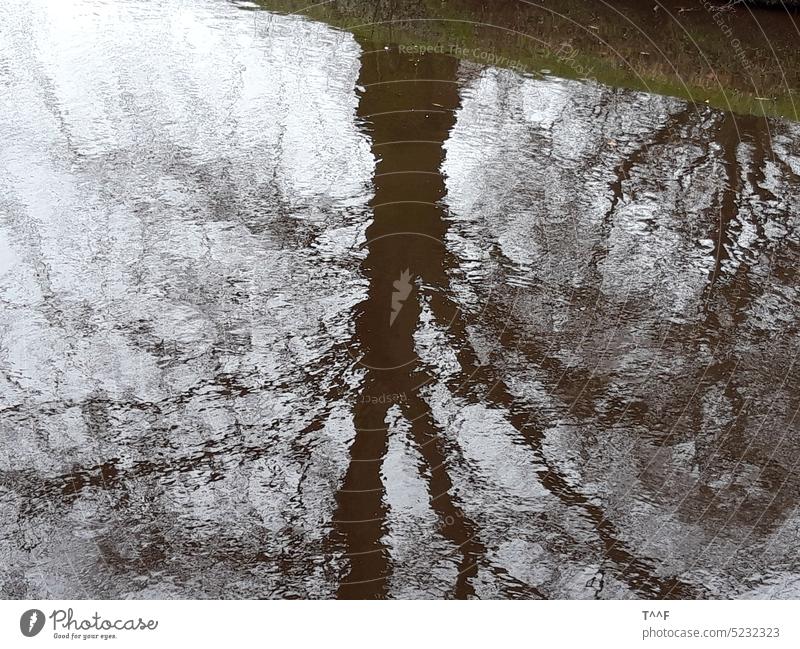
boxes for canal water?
[1,0,799,599]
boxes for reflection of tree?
[326,42,489,599]
[326,41,702,599]
[437,69,800,585]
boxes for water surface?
[1,0,800,599]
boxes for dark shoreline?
[257,0,800,120]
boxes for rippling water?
[1,0,799,599]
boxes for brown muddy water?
[1,0,800,600]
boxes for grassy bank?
[256,0,800,121]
